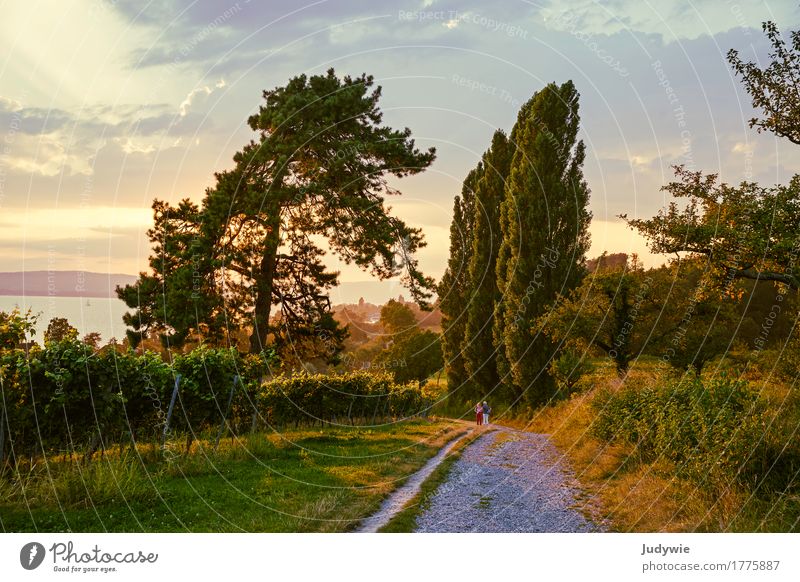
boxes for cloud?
[0,94,217,177]
[0,96,22,111]
[539,0,800,41]
[0,205,152,272]
[732,141,754,154]
[179,79,226,117]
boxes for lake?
[0,295,130,344]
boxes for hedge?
[0,341,431,464]
[592,376,770,488]
[258,372,434,428]
[0,342,272,461]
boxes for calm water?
[0,295,130,344]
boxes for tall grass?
[525,357,800,532]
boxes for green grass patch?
[0,418,462,533]
[378,427,483,532]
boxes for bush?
[592,376,769,488]
[0,339,276,462]
[549,350,592,395]
[258,371,434,427]
[777,333,800,380]
[0,340,432,461]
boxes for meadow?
[0,418,464,532]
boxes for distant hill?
[0,271,138,298]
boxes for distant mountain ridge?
[0,271,431,304]
[0,271,138,298]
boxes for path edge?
[355,426,483,533]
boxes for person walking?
[482,401,491,425]
[475,402,483,426]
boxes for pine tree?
[439,165,481,396]
[118,69,436,354]
[494,81,591,406]
[462,130,512,401]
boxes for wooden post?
[214,376,239,450]
[162,374,182,448]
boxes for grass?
[515,356,800,532]
[0,418,464,533]
[377,427,484,532]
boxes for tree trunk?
[249,212,282,354]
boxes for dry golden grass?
[505,357,800,532]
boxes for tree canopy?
[625,21,800,294]
[119,69,436,356]
[495,80,591,405]
[439,166,481,395]
[623,167,800,291]
[728,21,800,144]
[540,255,755,376]
[380,299,418,338]
[462,130,512,401]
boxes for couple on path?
[475,401,491,426]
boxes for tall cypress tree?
[462,130,512,401]
[494,81,591,406]
[439,165,481,396]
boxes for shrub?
[0,339,277,462]
[258,371,433,427]
[777,333,800,380]
[549,349,592,395]
[592,376,768,488]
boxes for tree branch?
[728,266,799,289]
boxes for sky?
[1,0,800,304]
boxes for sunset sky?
[2,0,799,303]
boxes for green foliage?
[541,256,654,375]
[652,260,744,376]
[463,130,512,401]
[117,199,212,349]
[373,300,443,387]
[592,376,771,488]
[495,81,591,406]
[119,69,436,354]
[375,330,443,386]
[0,308,37,349]
[379,299,417,338]
[0,337,277,462]
[624,167,800,292]
[549,350,592,395]
[44,317,79,345]
[258,371,433,427]
[439,166,481,396]
[542,257,751,376]
[728,21,800,145]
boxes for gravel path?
[414,426,602,533]
[357,430,471,533]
